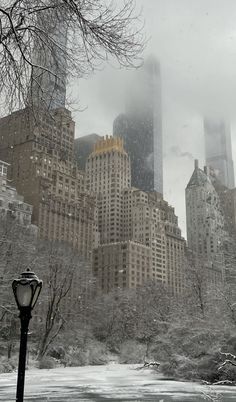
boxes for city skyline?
[1,1,236,393]
[86,135,185,295]
[1,1,236,238]
[72,0,236,237]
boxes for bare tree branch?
[0,0,145,114]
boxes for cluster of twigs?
[0,0,145,114]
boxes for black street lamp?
[12,269,42,402]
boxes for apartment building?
[87,136,185,294]
[86,136,130,244]
[0,160,33,227]
[93,241,151,293]
[0,108,99,258]
[186,160,225,284]
[122,189,167,284]
[149,193,186,294]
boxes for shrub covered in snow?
[159,329,236,384]
[68,340,108,366]
[0,357,17,373]
[119,341,146,364]
[38,356,57,369]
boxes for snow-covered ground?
[0,363,236,401]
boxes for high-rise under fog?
[113,55,163,194]
[31,12,67,110]
[204,118,235,189]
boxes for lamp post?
[12,269,42,402]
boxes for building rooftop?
[186,160,211,189]
[75,134,101,143]
[92,136,126,155]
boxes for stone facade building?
[211,177,236,239]
[122,189,167,284]
[0,108,99,258]
[0,160,33,227]
[185,160,225,283]
[209,173,236,282]
[86,136,131,245]
[86,136,185,294]
[93,241,151,292]
[148,192,186,295]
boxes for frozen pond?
[0,363,236,401]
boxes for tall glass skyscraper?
[204,118,235,189]
[31,12,67,110]
[113,55,163,194]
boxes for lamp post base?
[16,308,31,402]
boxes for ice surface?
[0,363,236,401]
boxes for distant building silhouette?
[74,134,102,170]
[204,118,235,189]
[31,13,67,110]
[113,55,163,194]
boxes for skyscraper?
[86,136,131,244]
[31,12,67,110]
[185,160,225,283]
[86,136,185,294]
[74,134,102,170]
[113,55,163,194]
[204,118,235,189]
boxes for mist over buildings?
[72,0,236,235]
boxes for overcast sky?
[71,0,236,237]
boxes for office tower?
[204,118,235,189]
[0,160,34,228]
[74,134,102,170]
[113,55,163,193]
[86,136,185,294]
[0,108,99,258]
[186,160,225,283]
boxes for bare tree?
[0,0,145,113]
[219,352,236,370]
[35,241,94,359]
[0,216,37,317]
[0,215,96,360]
[0,216,37,358]
[185,253,209,317]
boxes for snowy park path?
[0,363,236,401]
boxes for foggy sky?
[71,0,236,237]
